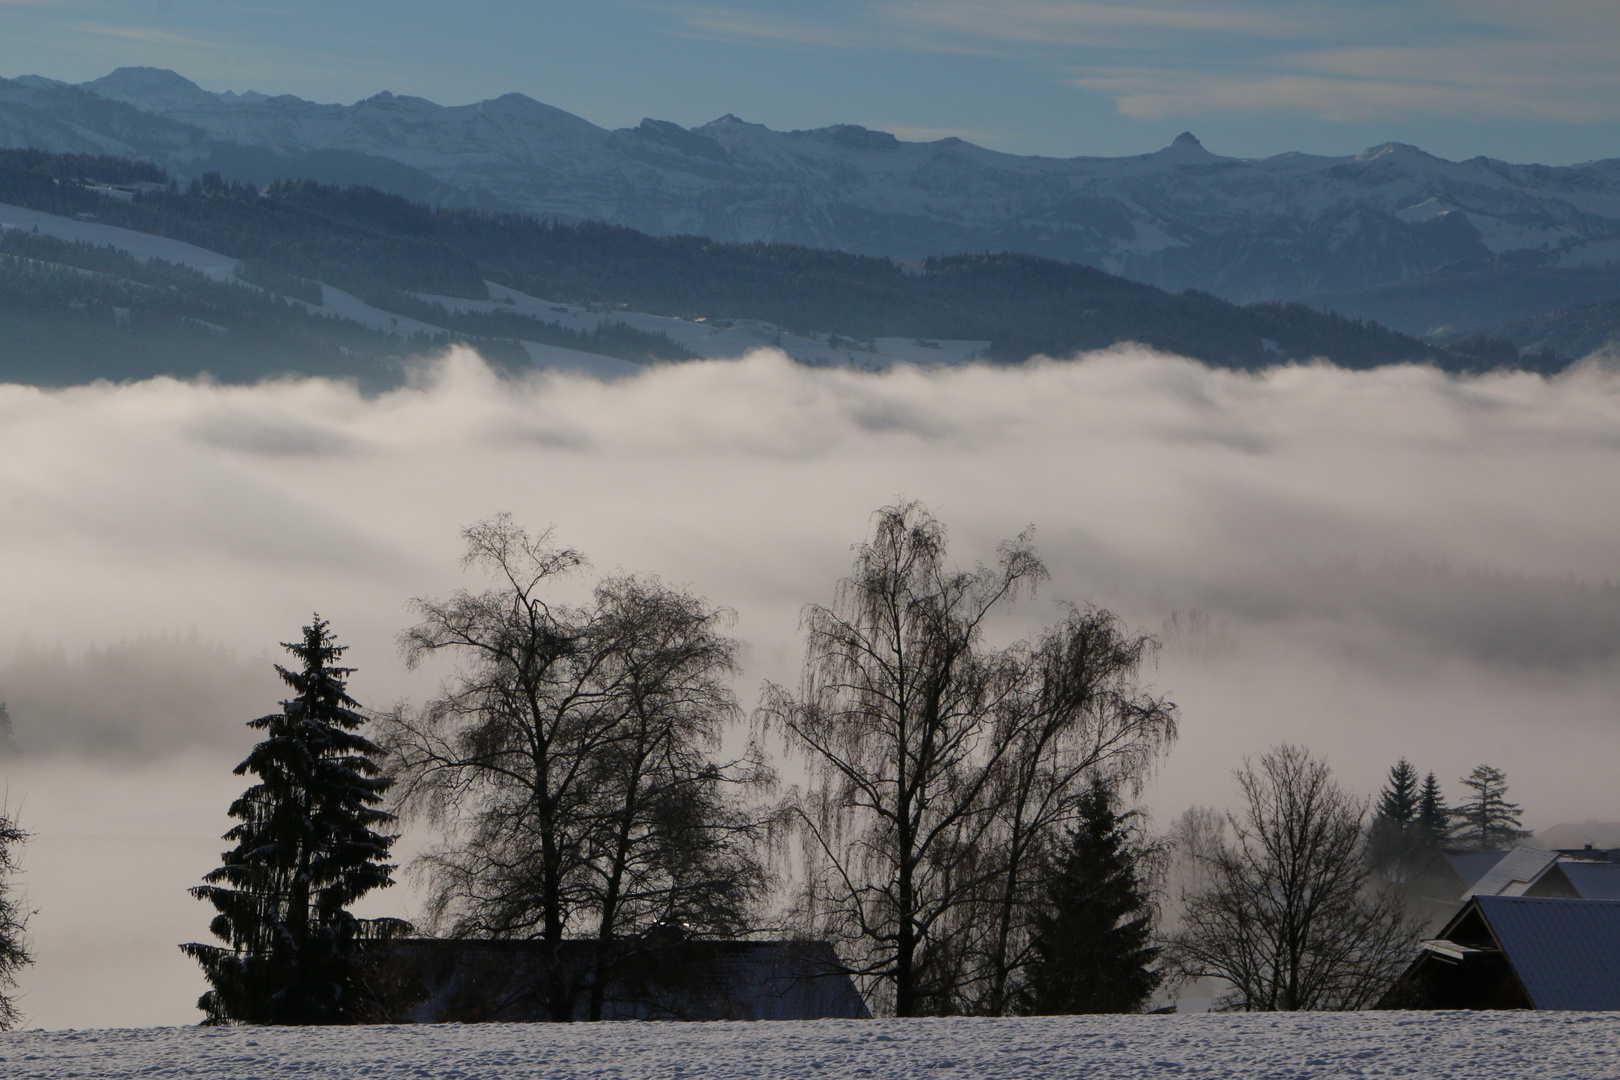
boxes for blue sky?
[3,0,1618,163]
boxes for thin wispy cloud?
[657,0,1620,125]
[882,0,1299,42]
[1077,63,1620,124]
[658,6,877,49]
[71,22,219,47]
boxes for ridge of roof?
[1463,846,1559,899]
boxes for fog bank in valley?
[2,346,1618,1027]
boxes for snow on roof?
[1464,846,1559,899]
[1476,896,1620,1010]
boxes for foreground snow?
[3,1013,1617,1078]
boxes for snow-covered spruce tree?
[182,618,403,1025]
[1454,764,1530,851]
[0,806,31,1030]
[1023,783,1161,1014]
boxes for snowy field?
[3,1014,1618,1079]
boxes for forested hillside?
[0,148,1546,384]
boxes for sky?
[2,0,1619,163]
[3,347,1620,1027]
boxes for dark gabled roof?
[1475,896,1620,1010]
[372,938,870,1023]
[1559,862,1620,900]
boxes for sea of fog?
[1,345,1618,1028]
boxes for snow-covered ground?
[0,202,238,280]
[0,205,990,375]
[1,1013,1615,1078]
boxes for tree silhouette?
[1023,783,1161,1014]
[383,518,767,1022]
[761,502,1175,1016]
[1367,759,1421,874]
[182,617,403,1024]
[1454,764,1529,850]
[1169,745,1420,1011]
[0,806,30,1030]
[1416,772,1453,852]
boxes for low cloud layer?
[2,346,1619,1026]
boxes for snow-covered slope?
[0,202,237,279]
[0,201,987,375]
[13,67,1619,303]
[2,1013,1616,1079]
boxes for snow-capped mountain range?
[4,67,1620,305]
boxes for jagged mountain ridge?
[5,67,1620,310]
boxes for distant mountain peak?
[1356,142,1434,163]
[84,66,215,109]
[1151,131,1224,163]
[701,114,766,132]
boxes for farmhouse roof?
[1475,897,1620,1010]
[369,938,870,1023]
[1380,896,1620,1010]
[1463,847,1560,899]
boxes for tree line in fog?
[0,504,1539,1025]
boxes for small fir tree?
[1367,759,1421,874]
[0,702,17,759]
[1024,783,1162,1014]
[0,806,30,1030]
[182,617,403,1024]
[1416,772,1453,852]
[1455,764,1529,851]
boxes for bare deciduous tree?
[0,805,29,1030]
[762,502,1175,1016]
[1168,744,1421,1011]
[382,516,768,1021]
[965,607,1177,1015]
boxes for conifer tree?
[1376,759,1420,826]
[182,617,403,1025]
[1455,764,1529,850]
[1023,783,1162,1014]
[0,806,30,1030]
[1416,772,1453,852]
[1367,759,1420,873]
[0,702,17,759]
